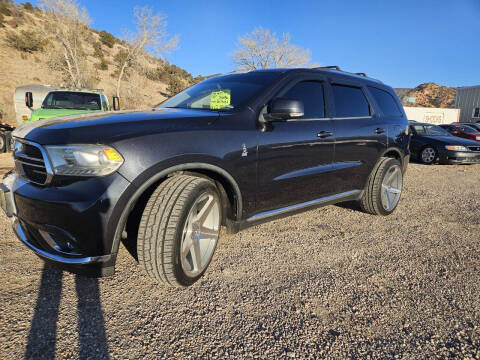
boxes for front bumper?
[439,150,480,164]
[1,171,132,276]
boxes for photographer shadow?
[25,263,110,359]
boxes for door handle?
[317,131,333,138]
[375,128,385,134]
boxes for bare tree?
[40,0,91,88]
[116,6,178,98]
[232,27,311,70]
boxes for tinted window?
[368,87,402,116]
[332,85,370,117]
[282,81,325,118]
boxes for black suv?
[0,67,410,287]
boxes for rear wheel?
[359,157,403,216]
[137,175,222,287]
[420,146,437,164]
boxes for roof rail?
[314,66,382,84]
[316,66,342,71]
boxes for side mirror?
[266,98,304,121]
[25,92,33,108]
[112,96,120,111]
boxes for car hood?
[27,108,101,122]
[14,108,221,145]
[422,135,480,146]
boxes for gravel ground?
[0,154,479,359]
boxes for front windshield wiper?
[66,107,97,110]
[42,105,65,109]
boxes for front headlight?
[445,145,468,151]
[45,145,124,177]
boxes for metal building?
[455,86,480,123]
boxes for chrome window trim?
[284,115,374,122]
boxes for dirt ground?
[0,155,479,359]
[0,153,14,177]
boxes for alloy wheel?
[180,192,220,277]
[421,147,436,164]
[380,165,402,212]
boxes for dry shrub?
[99,30,116,48]
[0,2,12,16]
[95,57,108,71]
[5,30,45,52]
[92,40,103,58]
[23,2,34,11]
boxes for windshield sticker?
[210,90,231,110]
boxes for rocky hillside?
[400,83,456,108]
[0,1,201,125]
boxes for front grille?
[14,141,49,185]
[468,146,480,152]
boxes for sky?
[28,0,480,88]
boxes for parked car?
[24,89,120,123]
[457,122,480,132]
[439,123,480,142]
[409,122,480,164]
[1,67,410,287]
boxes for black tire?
[419,146,437,165]
[359,157,403,216]
[5,132,13,152]
[137,175,222,287]
[0,133,6,153]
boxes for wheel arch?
[110,162,243,257]
[381,147,404,161]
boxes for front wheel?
[359,157,403,216]
[137,175,222,287]
[420,146,437,164]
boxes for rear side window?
[282,81,325,118]
[368,87,402,116]
[332,85,370,118]
[412,125,426,135]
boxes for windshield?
[159,72,282,111]
[465,123,480,131]
[412,124,451,136]
[42,91,102,110]
[460,125,478,134]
